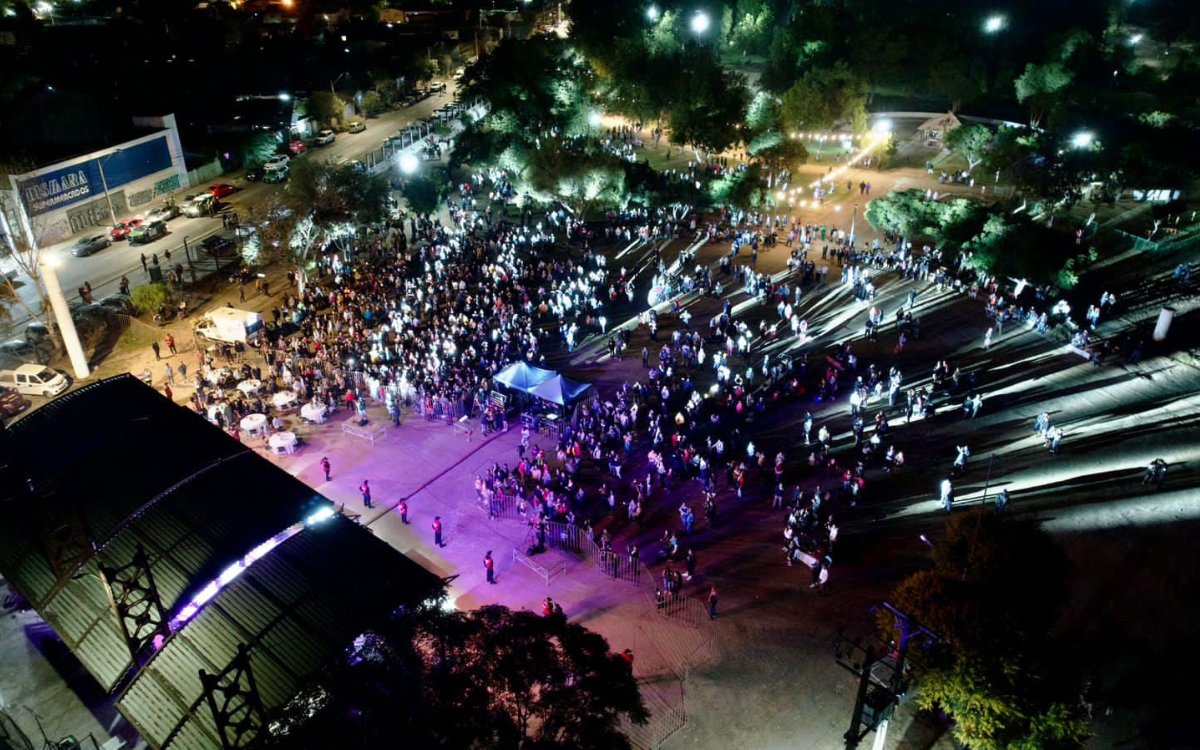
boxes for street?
[2,82,460,334]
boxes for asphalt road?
[4,82,460,335]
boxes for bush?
[130,284,170,316]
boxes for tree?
[307,91,346,126]
[943,124,994,173]
[400,170,448,216]
[962,213,1080,287]
[254,159,388,293]
[709,163,769,211]
[129,283,170,316]
[746,130,808,171]
[889,512,1090,750]
[521,145,626,222]
[780,63,868,133]
[267,604,647,750]
[359,91,382,117]
[0,185,69,350]
[1014,62,1074,128]
[417,57,439,85]
[665,51,749,154]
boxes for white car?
[315,129,336,146]
[264,154,290,172]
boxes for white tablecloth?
[237,379,262,396]
[301,403,327,423]
[269,431,297,454]
[240,413,267,433]
[272,391,298,409]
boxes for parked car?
[71,234,112,257]
[287,140,307,155]
[110,219,143,241]
[0,338,52,366]
[0,364,69,397]
[145,204,181,223]
[206,183,237,199]
[245,166,266,182]
[128,219,168,245]
[97,293,137,316]
[0,385,31,418]
[315,129,336,146]
[200,235,236,257]
[347,120,366,133]
[264,154,290,172]
[429,81,446,93]
[402,96,418,107]
[183,193,217,218]
[263,167,289,184]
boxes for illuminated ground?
[3,154,1198,748]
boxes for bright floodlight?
[1071,131,1094,148]
[278,93,291,101]
[690,10,710,34]
[589,111,603,127]
[647,4,659,20]
[1129,33,1143,44]
[984,15,1005,33]
[399,153,419,174]
[873,118,893,134]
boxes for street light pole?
[39,259,90,379]
[97,149,122,226]
[850,202,858,248]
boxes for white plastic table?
[237,379,262,397]
[301,403,328,423]
[272,391,298,409]
[269,431,297,454]
[240,413,267,435]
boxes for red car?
[110,219,143,241]
[287,140,307,156]
[206,183,237,199]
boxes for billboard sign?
[17,136,173,217]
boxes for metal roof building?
[0,375,443,749]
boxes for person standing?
[398,498,409,524]
[432,516,444,547]
[165,363,176,385]
[140,253,148,274]
[707,585,718,620]
[321,457,332,481]
[360,479,372,508]
[166,334,178,356]
[151,340,161,360]
[484,550,496,584]
[163,383,173,401]
[177,362,188,384]
[995,488,1009,515]
[684,549,696,581]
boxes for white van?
[194,308,265,345]
[0,364,69,397]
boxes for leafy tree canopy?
[266,604,648,750]
[780,62,868,133]
[889,512,1089,750]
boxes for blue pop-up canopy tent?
[494,361,555,394]
[530,374,593,406]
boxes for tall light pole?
[331,72,349,94]
[39,258,90,379]
[96,148,122,226]
[850,202,858,247]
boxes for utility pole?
[835,603,937,750]
[97,149,123,226]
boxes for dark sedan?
[71,234,112,257]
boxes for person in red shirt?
[484,550,495,584]
[432,516,443,547]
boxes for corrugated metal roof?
[0,375,334,692]
[117,515,443,749]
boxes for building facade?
[2,114,190,249]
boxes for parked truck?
[193,308,264,345]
